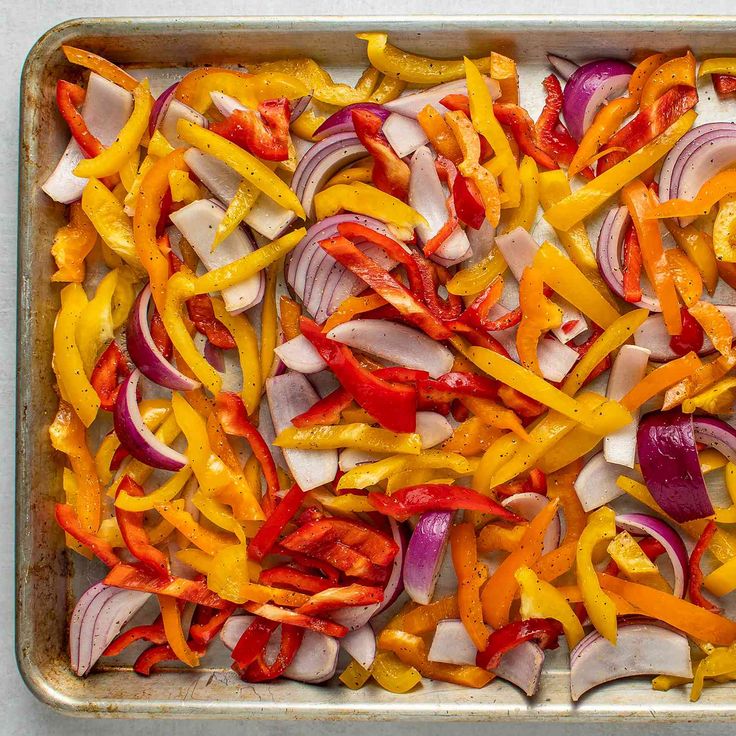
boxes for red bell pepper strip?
[569,325,612,386]
[368,485,525,523]
[598,85,698,173]
[189,602,237,646]
[241,623,304,682]
[689,520,719,613]
[232,617,279,670]
[110,444,129,472]
[713,74,736,97]
[622,221,643,303]
[90,341,131,411]
[352,108,411,200]
[209,98,291,162]
[247,484,306,563]
[423,215,461,258]
[448,321,511,358]
[133,643,188,676]
[296,583,384,615]
[458,277,505,329]
[259,566,335,594]
[150,308,172,359]
[418,372,499,405]
[103,563,229,609]
[300,316,418,433]
[56,80,104,159]
[453,172,486,230]
[55,503,121,567]
[280,549,341,583]
[291,387,352,429]
[670,307,705,357]
[243,602,349,638]
[216,392,281,513]
[318,236,452,340]
[493,102,558,171]
[476,618,564,670]
[115,476,169,576]
[104,620,167,656]
[373,366,430,383]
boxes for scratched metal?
[16,15,736,720]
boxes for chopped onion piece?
[274,334,327,374]
[382,113,429,158]
[574,452,639,512]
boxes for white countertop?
[3,1,735,733]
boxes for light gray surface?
[4,1,736,733]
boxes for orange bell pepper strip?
[322,293,386,332]
[416,105,463,164]
[133,149,187,314]
[647,169,736,225]
[628,52,669,102]
[640,51,697,107]
[490,51,519,104]
[689,301,734,355]
[620,351,702,411]
[391,595,460,635]
[461,395,530,442]
[622,180,682,335]
[665,222,719,295]
[62,45,140,92]
[55,503,120,567]
[451,523,491,650]
[600,572,736,645]
[441,416,504,456]
[50,202,98,283]
[279,295,302,340]
[664,351,736,410]
[481,497,560,629]
[516,265,563,377]
[477,523,527,554]
[377,628,493,688]
[665,248,703,307]
[159,594,200,667]
[155,500,238,555]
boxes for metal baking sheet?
[16,15,736,720]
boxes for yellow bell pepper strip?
[168,170,200,204]
[148,130,174,158]
[50,202,97,283]
[620,351,701,411]
[192,228,305,297]
[699,57,736,78]
[503,156,539,233]
[53,284,100,426]
[163,272,221,395]
[689,301,734,355]
[442,416,503,457]
[446,248,507,297]
[515,565,584,649]
[600,572,736,646]
[274,424,422,454]
[325,158,374,188]
[478,523,527,554]
[177,119,305,219]
[206,541,250,604]
[115,466,192,513]
[607,530,670,592]
[339,659,374,690]
[259,261,279,386]
[577,506,618,644]
[623,180,683,335]
[155,500,237,555]
[60,469,89,555]
[481,498,560,629]
[689,644,736,701]
[665,221,719,294]
[49,400,101,533]
[465,58,521,208]
[683,377,736,415]
[74,80,152,178]
[640,51,696,107]
[314,183,426,232]
[212,182,259,251]
[210,298,260,415]
[450,523,490,650]
[490,51,519,105]
[357,33,490,84]
[533,241,620,329]
[713,192,736,263]
[377,628,492,687]
[75,270,118,377]
[82,179,143,274]
[544,110,697,231]
[290,108,327,141]
[368,652,423,693]
[369,75,406,104]
[322,293,386,332]
[158,594,199,667]
[416,105,463,164]
[561,309,649,396]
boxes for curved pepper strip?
[56,80,104,158]
[62,45,139,91]
[535,75,582,171]
[665,222,719,295]
[55,503,120,566]
[545,110,697,232]
[75,270,118,377]
[688,301,733,355]
[688,520,719,613]
[640,51,696,107]
[489,51,518,104]
[577,506,618,644]
[74,80,152,178]
[683,377,736,415]
[275,424,421,454]
[159,594,200,667]
[620,351,701,410]
[665,248,702,308]
[476,618,563,671]
[370,75,406,104]
[503,156,539,234]
[446,249,507,297]
[115,466,192,513]
[607,531,670,592]
[493,102,557,171]
[259,261,279,385]
[451,522,490,650]
[155,500,237,555]
[689,644,736,701]
[50,202,97,283]
[417,105,463,164]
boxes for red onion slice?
[313,102,390,140]
[340,625,377,670]
[569,619,692,701]
[574,452,639,512]
[114,370,188,471]
[158,98,208,147]
[502,492,561,554]
[42,73,134,204]
[384,77,501,118]
[203,340,226,373]
[428,619,478,666]
[604,345,650,468]
[274,334,327,374]
[547,53,579,82]
[465,217,496,266]
[637,411,714,523]
[403,511,452,605]
[169,199,264,313]
[148,82,178,137]
[327,319,454,378]
[692,416,736,464]
[562,59,634,141]
[616,513,689,598]
[415,412,453,449]
[383,113,429,158]
[339,448,385,471]
[127,285,200,390]
[265,371,338,490]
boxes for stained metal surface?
[16,15,736,719]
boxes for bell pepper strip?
[544,110,697,232]
[209,98,291,162]
[291,387,352,428]
[714,74,736,97]
[351,108,410,200]
[296,584,384,616]
[640,51,697,107]
[75,269,118,377]
[53,284,100,426]
[699,57,736,80]
[258,566,333,594]
[498,385,544,420]
[606,531,670,592]
[665,222,719,295]
[476,618,563,671]
[480,498,560,628]
[239,623,304,682]
[446,247,507,297]
[90,341,129,411]
[55,504,120,566]
[458,276,504,329]
[369,74,406,104]
[259,261,279,385]
[326,158,374,188]
[478,523,527,554]
[390,595,460,635]
[209,180,259,250]
[599,572,736,646]
[104,563,228,608]
[503,156,540,234]
[356,32,490,84]
[61,45,139,92]
[275,424,421,454]
[622,221,643,303]
[683,376,736,415]
[493,103,558,171]
[598,86,699,173]
[231,616,278,670]
[50,202,98,283]
[243,602,348,638]
[56,80,104,158]
[417,105,463,164]
[115,476,169,576]
[689,643,736,701]
[177,119,305,219]
[688,301,733,355]
[450,523,490,650]
[620,351,701,411]
[300,317,417,433]
[489,51,519,104]
[155,501,237,555]
[104,620,168,656]
[133,642,202,676]
[535,74,583,170]
[713,192,736,264]
[158,594,200,667]
[452,171,487,231]
[279,295,303,341]
[115,467,192,514]
[689,520,719,613]
[74,80,152,179]
[340,659,374,690]
[377,628,493,688]
[168,169,199,204]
